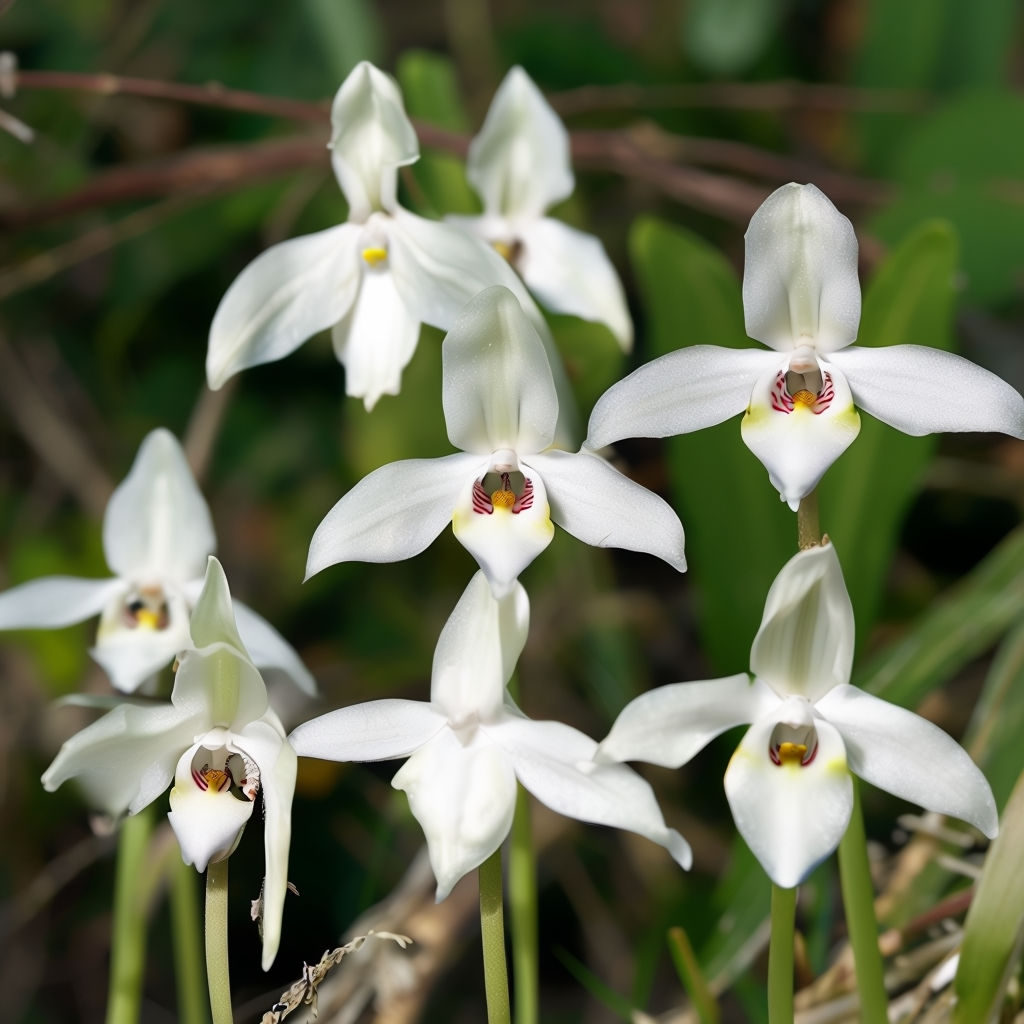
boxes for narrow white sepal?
[0,575,123,630]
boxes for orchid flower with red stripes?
[596,542,998,888]
[306,285,686,597]
[290,570,691,898]
[584,183,1024,509]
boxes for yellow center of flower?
[791,389,817,408]
[777,741,808,766]
[361,246,388,266]
[491,489,516,509]
[201,768,231,792]
[492,241,513,261]
[135,608,162,630]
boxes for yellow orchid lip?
[769,738,817,767]
[361,246,388,266]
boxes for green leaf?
[302,0,383,82]
[819,220,957,642]
[953,765,1024,1024]
[630,216,793,672]
[681,0,786,77]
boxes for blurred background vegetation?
[0,1,1022,1021]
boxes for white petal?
[234,715,297,970]
[724,705,852,888]
[750,542,854,702]
[517,217,633,351]
[597,674,770,768]
[431,571,529,722]
[188,557,246,654]
[828,345,1024,439]
[41,701,201,816]
[172,640,270,736]
[441,285,559,455]
[451,463,554,597]
[329,62,419,220]
[331,263,420,411]
[306,453,480,579]
[387,207,549,339]
[525,450,686,572]
[167,745,254,873]
[467,66,573,219]
[103,429,215,583]
[392,727,517,901]
[741,356,861,509]
[742,183,861,354]
[207,223,363,389]
[583,347,778,451]
[490,716,692,869]
[289,699,446,761]
[815,685,998,838]
[0,576,123,630]
[229,599,317,697]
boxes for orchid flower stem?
[204,860,233,1024]
[479,848,512,1024]
[768,884,796,1024]
[838,780,888,1022]
[509,786,538,1024]
[105,804,156,1024]
[797,489,821,550]
[172,857,211,1024]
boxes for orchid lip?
[187,744,260,802]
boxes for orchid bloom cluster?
[42,557,297,970]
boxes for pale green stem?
[205,859,233,1024]
[838,781,888,1022]
[509,787,538,1024]
[797,489,821,550]
[479,848,512,1024]
[768,884,796,1024]
[172,857,211,1024]
[106,805,156,1024]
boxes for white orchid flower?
[585,183,1024,509]
[207,61,553,411]
[0,429,314,696]
[42,557,297,969]
[597,542,998,888]
[290,570,691,898]
[306,286,686,598]
[449,65,633,351]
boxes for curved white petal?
[451,463,554,597]
[583,347,778,451]
[188,557,246,654]
[597,674,770,768]
[0,575,123,630]
[525,450,687,572]
[173,640,270,736]
[741,356,861,509]
[91,615,191,693]
[234,715,297,970]
[816,685,998,838]
[331,263,420,411]
[227,599,317,697]
[329,62,419,220]
[103,429,215,583]
[491,716,692,869]
[167,745,255,873]
[207,223,363,389]
[306,453,480,579]
[289,699,446,761]
[387,207,548,338]
[467,66,573,219]
[392,727,517,900]
[431,571,529,722]
[750,542,853,703]
[828,345,1024,439]
[517,217,633,351]
[724,703,852,888]
[41,701,201,816]
[743,183,861,354]
[441,285,558,455]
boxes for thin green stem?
[838,781,888,1022]
[105,804,156,1024]
[172,857,211,1024]
[479,848,512,1024]
[205,859,233,1024]
[797,489,821,550]
[509,787,538,1024]
[768,884,796,1024]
